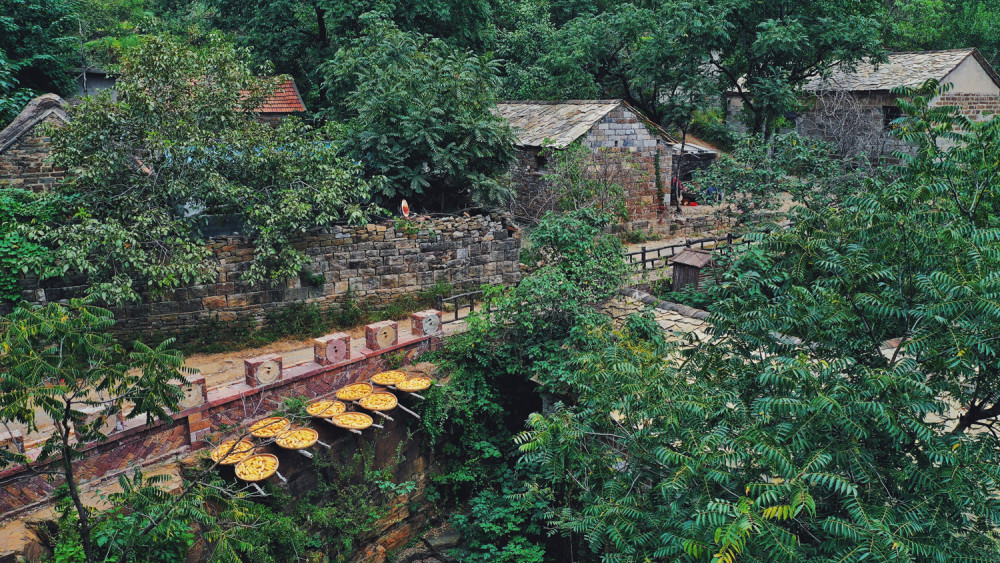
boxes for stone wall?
[934,92,1000,121]
[9,214,521,337]
[0,314,443,521]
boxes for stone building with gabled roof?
[726,49,1000,158]
[0,94,71,192]
[495,99,715,228]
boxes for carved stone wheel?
[422,314,441,335]
[375,326,396,349]
[327,339,348,363]
[256,360,280,385]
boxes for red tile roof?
[246,78,306,114]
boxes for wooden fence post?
[641,246,647,270]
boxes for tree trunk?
[315,5,329,48]
[61,414,95,563]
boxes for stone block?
[73,407,123,441]
[410,310,443,337]
[314,332,351,365]
[0,428,24,456]
[365,320,399,350]
[177,374,208,410]
[244,354,283,387]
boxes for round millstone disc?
[327,339,347,363]
[256,360,280,385]
[422,314,440,335]
[375,326,396,349]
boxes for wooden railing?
[436,291,492,324]
[624,233,750,271]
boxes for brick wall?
[8,214,521,337]
[0,113,68,192]
[0,316,443,520]
[933,92,1000,121]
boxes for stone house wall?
[8,214,521,337]
[581,106,671,228]
[507,107,671,230]
[0,113,68,192]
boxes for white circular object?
[375,326,396,349]
[256,360,281,384]
[421,314,440,335]
[327,339,348,363]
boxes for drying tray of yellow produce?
[371,370,408,386]
[235,453,280,482]
[249,416,291,438]
[275,427,319,450]
[210,439,255,465]
[396,376,433,392]
[336,382,373,401]
[306,399,346,418]
[331,412,374,430]
[359,392,398,412]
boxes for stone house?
[495,100,681,229]
[0,78,308,192]
[726,49,1000,158]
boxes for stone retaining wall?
[9,214,521,337]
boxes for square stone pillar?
[245,354,283,387]
[365,320,399,350]
[410,309,443,336]
[314,332,351,365]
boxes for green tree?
[40,32,370,303]
[699,0,885,134]
[0,299,191,563]
[0,0,79,123]
[691,132,867,226]
[0,0,79,93]
[885,0,1000,66]
[322,16,515,209]
[202,0,496,109]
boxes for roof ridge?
[496,99,623,105]
[0,94,70,154]
[884,48,976,56]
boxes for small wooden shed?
[671,248,714,292]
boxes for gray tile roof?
[804,49,987,92]
[494,100,625,148]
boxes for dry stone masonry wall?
[11,214,521,336]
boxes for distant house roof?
[671,248,714,268]
[77,68,307,115]
[495,99,645,148]
[250,78,307,114]
[0,94,69,154]
[804,48,1000,92]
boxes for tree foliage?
[0,299,191,563]
[323,16,515,209]
[39,33,370,303]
